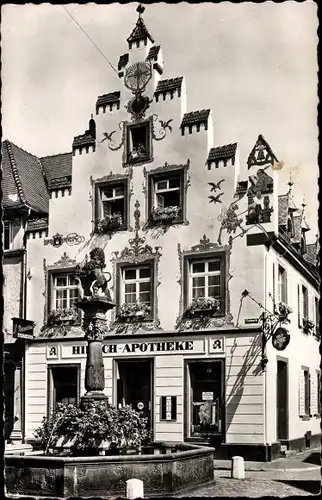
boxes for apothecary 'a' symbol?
[212,339,222,350]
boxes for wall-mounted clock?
[124,61,152,94]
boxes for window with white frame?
[101,184,125,219]
[187,256,225,314]
[154,175,181,210]
[52,274,79,310]
[278,265,287,304]
[121,265,152,307]
[302,285,309,320]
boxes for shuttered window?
[297,285,301,327]
[318,373,321,415]
[299,368,310,417]
[310,371,320,416]
[278,265,287,304]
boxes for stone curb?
[214,464,321,472]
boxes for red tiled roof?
[72,132,95,149]
[208,143,237,163]
[155,77,183,94]
[40,152,72,187]
[2,140,48,213]
[127,17,154,44]
[181,109,210,127]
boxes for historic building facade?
[3,6,320,460]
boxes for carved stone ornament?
[176,237,233,332]
[83,318,108,341]
[111,200,162,333]
[76,248,112,300]
[44,232,85,247]
[47,252,77,270]
[112,200,162,264]
[125,95,153,121]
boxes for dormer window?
[127,122,151,164]
[287,215,294,238]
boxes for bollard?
[231,456,245,479]
[126,478,144,499]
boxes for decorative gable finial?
[137,4,145,17]
[287,173,294,193]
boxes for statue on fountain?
[76,248,112,301]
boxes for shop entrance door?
[277,360,288,440]
[116,359,153,429]
[187,360,224,440]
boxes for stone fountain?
[75,247,115,404]
[5,247,215,498]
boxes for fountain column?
[76,248,115,404]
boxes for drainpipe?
[21,208,30,443]
[263,247,269,450]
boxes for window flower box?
[302,317,314,332]
[149,206,181,224]
[48,308,78,326]
[116,302,151,322]
[95,214,123,234]
[184,297,221,318]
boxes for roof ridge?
[40,152,72,160]
[4,140,27,205]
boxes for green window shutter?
[284,271,288,305]
[272,263,276,305]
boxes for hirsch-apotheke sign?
[272,327,290,351]
[12,318,35,339]
[59,339,206,359]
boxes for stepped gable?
[40,152,72,190]
[27,217,49,231]
[181,109,210,127]
[147,45,160,61]
[2,140,48,213]
[208,143,237,164]
[96,91,121,107]
[155,77,183,95]
[118,54,129,70]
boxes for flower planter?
[184,298,221,319]
[116,303,151,323]
[94,215,123,234]
[149,206,181,225]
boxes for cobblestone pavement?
[179,470,321,497]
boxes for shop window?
[187,361,223,438]
[127,122,151,164]
[48,365,79,413]
[278,265,287,304]
[185,255,226,315]
[48,272,80,324]
[95,180,127,233]
[117,263,154,320]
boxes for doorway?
[116,359,153,429]
[277,359,288,440]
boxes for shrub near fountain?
[5,248,215,496]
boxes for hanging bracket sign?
[272,327,290,351]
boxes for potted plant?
[116,302,151,322]
[276,302,293,323]
[95,213,123,234]
[48,307,78,326]
[302,317,314,333]
[184,297,220,318]
[149,206,180,224]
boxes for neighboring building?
[2,139,49,442]
[3,6,320,460]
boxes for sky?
[1,2,319,238]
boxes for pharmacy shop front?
[25,331,263,450]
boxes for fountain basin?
[5,443,215,498]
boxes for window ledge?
[147,217,184,227]
[93,224,127,235]
[300,415,311,421]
